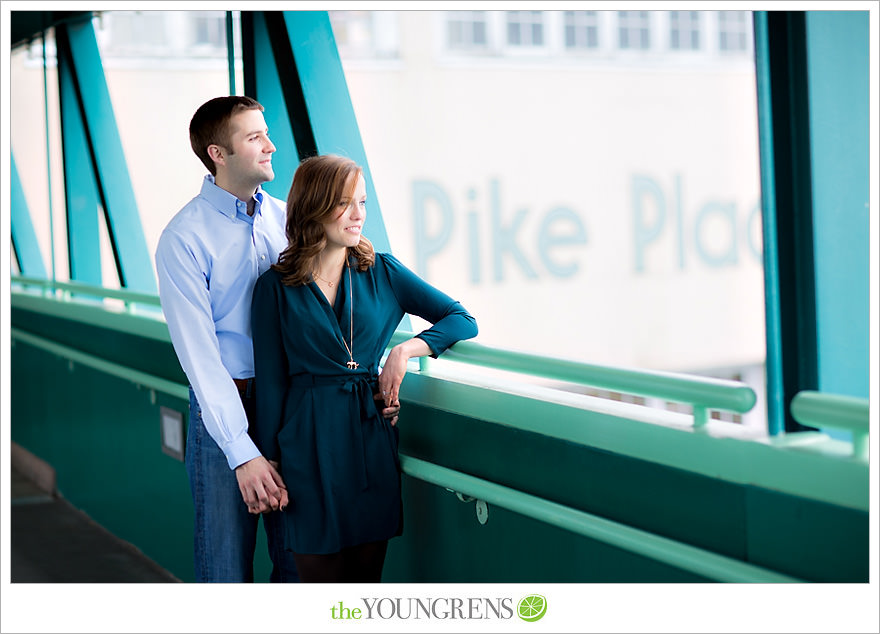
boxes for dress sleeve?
[250,272,286,462]
[381,253,478,357]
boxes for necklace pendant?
[347,360,359,370]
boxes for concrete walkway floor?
[10,444,179,583]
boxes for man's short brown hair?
[189,96,264,175]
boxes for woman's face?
[323,173,366,250]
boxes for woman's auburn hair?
[272,155,375,286]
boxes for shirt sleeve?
[155,229,261,470]
[381,253,478,356]
[250,272,286,463]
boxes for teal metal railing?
[790,391,870,460]
[12,275,162,308]
[400,455,801,583]
[388,331,756,427]
[12,276,757,425]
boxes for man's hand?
[235,456,288,514]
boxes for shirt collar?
[199,174,266,220]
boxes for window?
[506,11,544,47]
[447,11,488,50]
[617,11,650,50]
[104,11,168,53]
[718,11,748,52]
[669,11,700,50]
[192,13,226,48]
[563,11,599,50]
[95,11,239,61]
[329,11,399,59]
[329,11,374,57]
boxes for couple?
[155,96,477,583]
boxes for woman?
[251,154,478,582]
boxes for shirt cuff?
[223,434,262,470]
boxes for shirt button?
[261,255,266,260]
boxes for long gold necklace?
[341,263,358,370]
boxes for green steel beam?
[281,11,392,255]
[753,12,819,434]
[9,153,47,277]
[753,13,784,437]
[241,11,406,327]
[56,23,103,286]
[803,12,869,401]
[240,11,302,201]
[55,18,156,293]
[225,11,236,95]
[242,11,394,254]
[263,11,318,161]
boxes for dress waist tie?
[288,372,380,491]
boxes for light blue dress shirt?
[155,175,289,470]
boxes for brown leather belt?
[232,377,254,398]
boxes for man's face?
[218,109,275,186]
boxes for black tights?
[293,540,388,583]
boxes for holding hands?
[235,456,288,514]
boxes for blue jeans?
[185,387,299,583]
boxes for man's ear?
[207,144,225,167]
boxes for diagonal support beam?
[10,153,48,277]
[281,11,391,254]
[243,11,392,255]
[57,26,103,285]
[240,11,305,202]
[55,17,156,292]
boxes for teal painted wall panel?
[805,11,869,399]
[745,487,868,582]
[12,306,186,384]
[384,478,708,583]
[10,301,869,582]
[398,404,748,560]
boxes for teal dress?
[251,253,478,554]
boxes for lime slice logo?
[517,594,547,622]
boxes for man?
[155,96,295,582]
